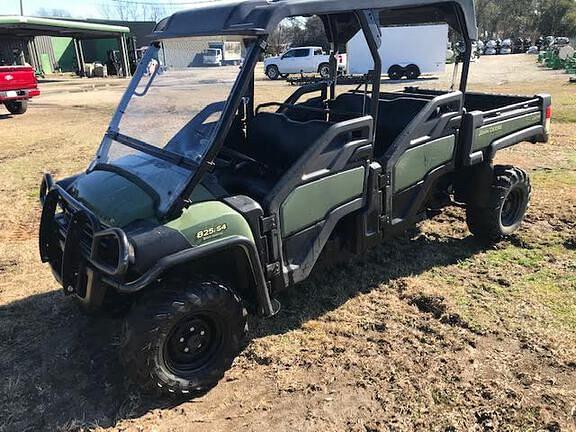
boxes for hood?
[68,170,157,228]
[264,56,280,64]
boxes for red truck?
[0,65,40,115]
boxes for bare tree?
[141,4,168,22]
[99,3,114,20]
[36,8,72,18]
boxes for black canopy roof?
[153,0,478,42]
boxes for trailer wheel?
[120,279,248,396]
[318,63,331,79]
[5,100,28,115]
[266,65,280,80]
[388,65,404,81]
[466,166,531,242]
[405,64,421,80]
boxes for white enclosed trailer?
[347,24,449,80]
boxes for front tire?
[120,280,247,396]
[466,165,531,242]
[266,65,280,80]
[5,100,28,115]
[318,63,331,79]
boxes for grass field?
[0,55,575,432]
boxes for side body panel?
[280,167,366,237]
[393,135,456,193]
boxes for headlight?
[90,228,132,276]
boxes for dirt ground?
[0,55,575,432]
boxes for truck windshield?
[94,36,251,215]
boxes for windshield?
[94,36,253,216]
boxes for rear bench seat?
[329,92,428,157]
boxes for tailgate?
[0,66,38,91]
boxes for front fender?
[102,235,276,317]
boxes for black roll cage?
[161,4,473,219]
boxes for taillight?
[545,105,552,133]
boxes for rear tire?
[266,65,280,80]
[405,64,421,80]
[120,279,248,396]
[466,165,531,242]
[5,100,28,115]
[388,65,404,80]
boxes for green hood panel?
[69,171,156,227]
[166,201,254,246]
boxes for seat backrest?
[247,112,333,171]
[329,93,370,122]
[374,98,428,157]
[311,92,428,158]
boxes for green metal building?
[0,16,154,77]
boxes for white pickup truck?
[264,46,345,80]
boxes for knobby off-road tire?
[120,280,248,396]
[5,100,28,115]
[466,165,531,242]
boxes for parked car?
[264,46,336,80]
[500,39,513,55]
[203,41,243,66]
[485,40,498,55]
[0,65,40,115]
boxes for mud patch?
[0,258,18,273]
[407,293,484,335]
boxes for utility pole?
[20,0,24,16]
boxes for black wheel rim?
[320,66,330,78]
[268,67,278,78]
[163,314,222,375]
[500,188,524,227]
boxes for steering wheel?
[166,101,226,149]
[189,101,226,130]
[220,147,266,166]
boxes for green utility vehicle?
[39,0,552,395]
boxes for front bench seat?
[221,112,333,201]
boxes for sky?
[0,0,216,20]
[0,0,101,18]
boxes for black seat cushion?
[219,165,275,201]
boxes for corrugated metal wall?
[161,38,214,68]
[34,36,57,72]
